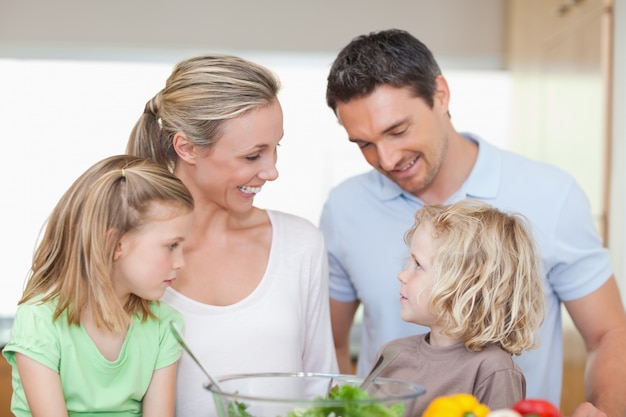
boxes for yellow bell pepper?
[423,393,490,417]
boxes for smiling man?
[319,28,626,417]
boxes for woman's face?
[192,98,284,212]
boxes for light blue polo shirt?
[319,133,612,405]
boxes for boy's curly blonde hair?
[405,199,545,355]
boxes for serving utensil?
[359,344,402,390]
[170,320,223,392]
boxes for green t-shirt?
[2,299,182,416]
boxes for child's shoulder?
[149,301,182,328]
[149,300,180,318]
[15,297,59,320]
[384,333,427,352]
[473,344,521,373]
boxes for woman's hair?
[127,54,281,171]
[326,28,442,112]
[20,155,194,332]
[405,199,545,355]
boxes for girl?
[375,199,545,415]
[2,155,194,417]
[126,54,338,417]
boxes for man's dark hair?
[326,29,442,112]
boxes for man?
[320,29,626,417]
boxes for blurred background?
[1,0,625,414]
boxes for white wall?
[0,0,506,69]
[0,53,512,316]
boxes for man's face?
[335,82,450,197]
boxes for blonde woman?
[374,199,545,416]
[2,155,194,417]
[127,54,338,417]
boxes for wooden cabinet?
[1,353,12,416]
[506,0,613,240]
[506,0,613,415]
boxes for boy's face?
[397,222,436,326]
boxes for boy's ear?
[173,132,197,164]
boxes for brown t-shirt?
[375,333,525,416]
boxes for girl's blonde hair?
[127,54,281,171]
[20,155,194,332]
[405,199,545,355]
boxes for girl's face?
[190,98,283,212]
[112,202,193,302]
[397,222,437,326]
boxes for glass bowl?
[205,372,425,417]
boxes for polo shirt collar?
[372,132,502,202]
[376,171,406,201]
[461,132,501,200]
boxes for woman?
[127,54,338,417]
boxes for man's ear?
[433,75,451,113]
[173,132,196,164]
